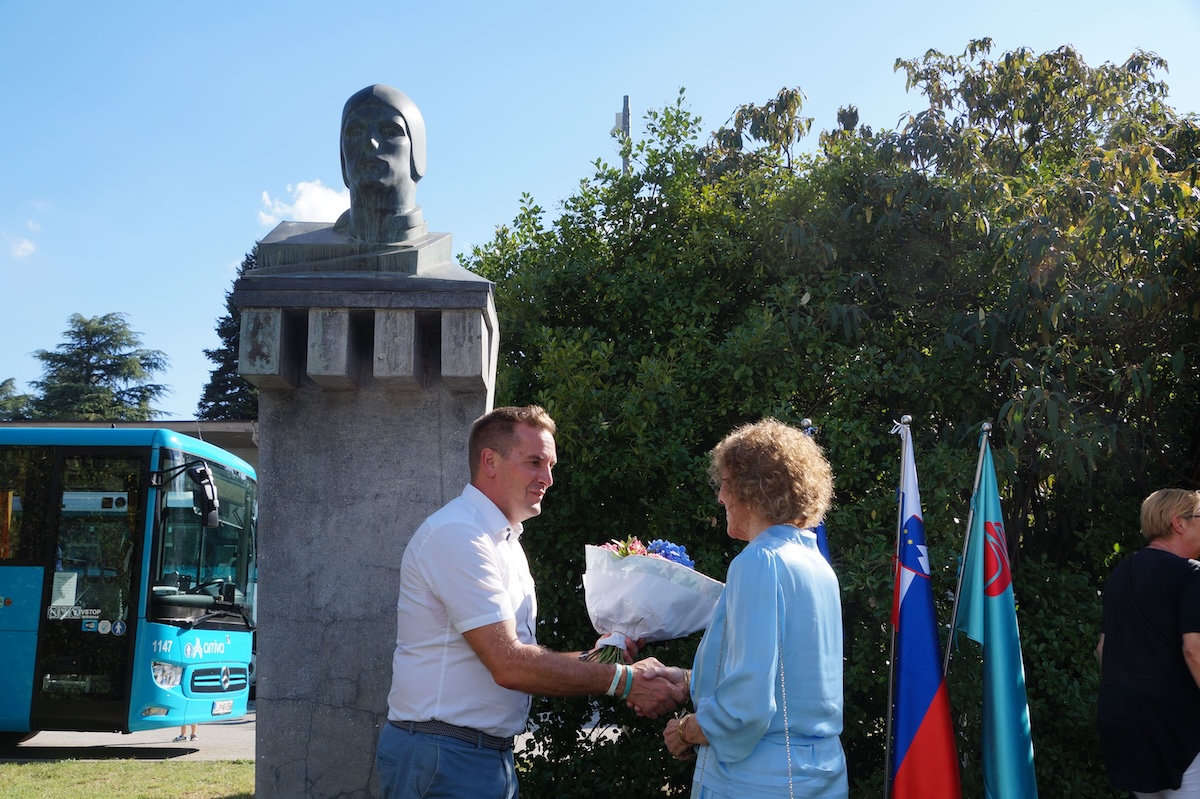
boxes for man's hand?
[625,657,687,718]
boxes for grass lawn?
[0,759,254,799]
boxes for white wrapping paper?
[582,544,725,646]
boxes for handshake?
[620,660,690,719]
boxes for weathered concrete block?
[441,310,485,392]
[373,309,420,390]
[307,308,356,390]
[239,308,300,390]
[252,386,486,798]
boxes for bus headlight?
[152,661,183,689]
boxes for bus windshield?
[149,449,256,630]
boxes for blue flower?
[647,539,695,569]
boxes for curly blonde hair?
[709,418,834,527]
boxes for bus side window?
[0,447,55,565]
[57,457,140,620]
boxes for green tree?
[198,246,259,420]
[866,43,1200,794]
[0,377,33,421]
[885,39,1200,509]
[29,313,168,421]
[465,42,1199,799]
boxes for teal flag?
[954,438,1038,799]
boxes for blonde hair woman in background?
[1098,488,1200,798]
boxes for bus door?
[0,446,54,733]
[28,449,145,731]
[0,561,42,732]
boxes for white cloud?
[258,180,349,226]
[11,237,35,258]
[26,220,41,234]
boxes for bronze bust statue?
[334,84,428,244]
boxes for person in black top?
[1098,488,1200,798]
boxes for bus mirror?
[186,462,220,528]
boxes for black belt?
[392,719,515,751]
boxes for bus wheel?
[0,732,36,747]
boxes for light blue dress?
[690,525,848,799]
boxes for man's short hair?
[469,406,556,479]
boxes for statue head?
[338,85,428,242]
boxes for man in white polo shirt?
[376,405,685,798]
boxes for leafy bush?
[467,41,1199,798]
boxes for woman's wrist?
[676,712,693,746]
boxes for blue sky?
[2,0,1198,418]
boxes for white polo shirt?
[385,484,537,738]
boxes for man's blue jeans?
[376,721,518,799]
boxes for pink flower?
[599,535,667,559]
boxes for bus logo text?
[183,637,226,658]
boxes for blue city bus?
[0,428,256,745]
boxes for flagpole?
[942,422,991,675]
[883,414,911,799]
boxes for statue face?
[341,100,416,208]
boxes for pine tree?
[29,313,168,421]
[197,246,259,420]
[0,378,32,421]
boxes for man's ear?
[478,448,499,479]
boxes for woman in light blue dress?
[661,419,848,799]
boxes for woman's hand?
[626,657,687,717]
[636,664,690,695]
[663,715,696,760]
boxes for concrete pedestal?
[233,224,496,798]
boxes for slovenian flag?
[952,434,1038,798]
[890,422,962,798]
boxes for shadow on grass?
[0,744,198,762]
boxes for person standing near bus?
[374,405,686,799]
[174,723,197,742]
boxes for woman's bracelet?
[676,712,692,746]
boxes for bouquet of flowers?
[581,536,724,663]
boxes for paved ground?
[0,702,255,762]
